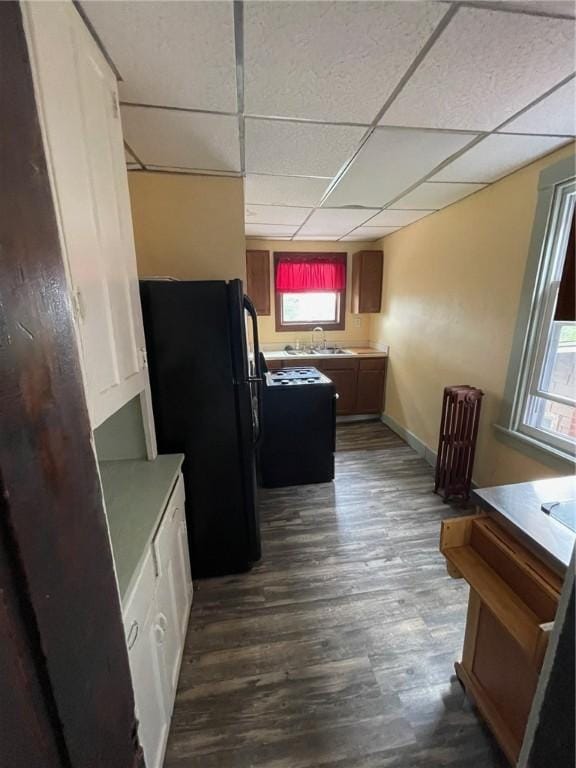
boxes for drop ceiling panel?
[380,7,576,131]
[341,226,399,241]
[121,107,241,171]
[292,235,347,242]
[299,208,379,237]
[245,119,366,177]
[496,1,576,17]
[390,182,486,210]
[245,224,298,237]
[124,146,141,169]
[244,0,447,122]
[244,175,330,207]
[245,205,312,225]
[325,128,476,207]
[367,209,434,227]
[81,1,237,111]
[498,79,576,136]
[432,134,570,183]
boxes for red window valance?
[275,259,346,293]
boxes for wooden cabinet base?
[440,514,562,765]
[455,661,521,766]
[276,356,387,415]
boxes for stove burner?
[266,366,330,387]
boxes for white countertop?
[263,347,388,361]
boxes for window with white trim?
[512,179,575,458]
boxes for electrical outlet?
[353,317,362,328]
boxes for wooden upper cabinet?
[351,250,383,314]
[246,250,271,315]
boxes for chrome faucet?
[311,326,326,351]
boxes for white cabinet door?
[128,604,170,768]
[154,558,181,711]
[153,476,193,707]
[173,506,194,642]
[123,553,169,768]
[23,1,148,427]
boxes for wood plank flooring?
[165,422,507,768]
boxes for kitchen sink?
[283,347,354,356]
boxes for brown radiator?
[434,385,484,502]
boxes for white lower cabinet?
[123,474,193,768]
[128,600,170,768]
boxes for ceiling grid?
[80,0,576,242]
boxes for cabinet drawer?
[359,357,386,371]
[153,474,185,575]
[282,358,316,367]
[123,548,156,652]
[317,357,358,371]
[440,515,560,662]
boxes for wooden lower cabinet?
[326,368,358,414]
[356,368,386,414]
[440,514,562,765]
[267,356,387,415]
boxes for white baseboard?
[380,413,437,468]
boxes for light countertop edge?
[99,453,185,603]
[472,476,576,575]
[263,347,388,361]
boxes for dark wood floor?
[165,422,507,768]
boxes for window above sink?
[274,252,347,332]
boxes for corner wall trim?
[380,413,437,468]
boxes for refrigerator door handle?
[243,295,263,445]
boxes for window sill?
[493,423,576,470]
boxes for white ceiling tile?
[245,119,366,177]
[498,79,576,136]
[299,208,380,237]
[390,182,486,210]
[325,128,476,207]
[81,1,237,111]
[245,205,312,225]
[245,224,298,237]
[244,175,330,207]
[341,226,399,241]
[244,1,448,122]
[143,167,240,176]
[432,134,570,182]
[494,2,576,17]
[120,106,240,172]
[367,209,435,226]
[380,7,576,131]
[292,236,344,242]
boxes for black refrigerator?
[139,279,263,578]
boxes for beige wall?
[129,172,245,280]
[245,239,379,345]
[371,143,575,487]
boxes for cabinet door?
[173,506,194,641]
[23,2,147,427]
[128,604,169,768]
[351,251,383,313]
[246,251,271,315]
[325,369,357,415]
[154,562,181,709]
[356,370,385,413]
